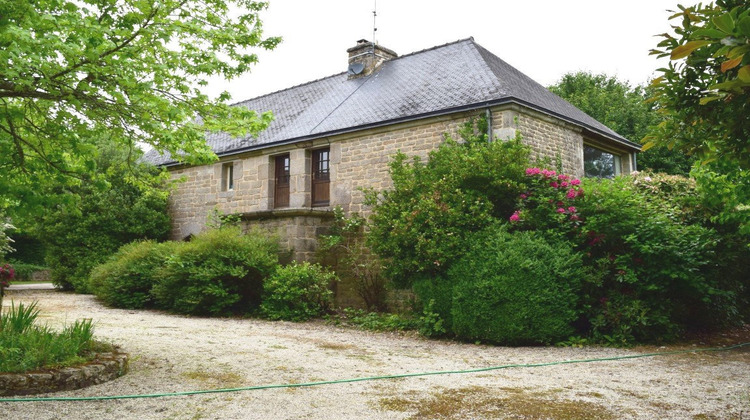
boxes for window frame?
[583,145,622,179]
[273,154,290,208]
[311,148,330,207]
[221,162,234,191]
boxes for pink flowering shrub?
[509,167,584,235]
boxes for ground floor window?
[311,148,330,206]
[584,146,621,178]
[274,154,290,208]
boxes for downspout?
[485,108,492,142]
[632,152,638,172]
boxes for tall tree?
[548,72,694,175]
[645,0,750,169]
[0,0,280,217]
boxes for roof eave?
[158,97,640,168]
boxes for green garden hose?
[1,341,748,403]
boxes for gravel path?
[1,289,748,419]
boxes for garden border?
[0,348,128,396]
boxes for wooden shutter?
[311,148,330,206]
[274,154,290,208]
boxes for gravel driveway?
[1,289,748,420]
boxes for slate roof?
[145,38,639,166]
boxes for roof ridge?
[230,38,478,107]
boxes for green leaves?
[647,1,750,170]
[0,0,280,217]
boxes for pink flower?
[525,167,541,176]
[570,214,580,221]
[550,181,559,188]
[520,193,528,199]
[558,174,569,181]
[568,206,577,213]
[566,189,578,199]
[541,169,557,178]
[561,181,569,188]
[509,211,521,222]
[556,207,566,213]
[571,179,581,186]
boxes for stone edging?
[0,349,129,396]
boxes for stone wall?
[165,105,625,261]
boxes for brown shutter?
[274,154,290,208]
[311,148,330,206]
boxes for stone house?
[146,38,640,261]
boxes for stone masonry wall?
[166,106,609,258]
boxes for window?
[274,154,290,208]
[584,146,621,179]
[311,148,330,206]
[221,162,234,191]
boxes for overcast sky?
[206,0,681,102]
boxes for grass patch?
[378,386,616,420]
[0,301,107,373]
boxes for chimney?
[347,39,398,80]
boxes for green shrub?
[574,176,724,343]
[152,228,279,315]
[4,261,45,282]
[447,227,584,345]
[261,262,337,321]
[89,240,170,309]
[365,118,533,287]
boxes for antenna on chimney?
[372,0,378,44]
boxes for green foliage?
[89,240,170,309]
[40,144,171,292]
[0,301,103,373]
[0,0,279,216]
[574,176,728,343]
[261,262,337,321]
[548,72,695,175]
[448,227,584,345]
[152,227,279,316]
[327,308,419,332]
[5,261,46,282]
[646,1,750,169]
[365,118,532,286]
[318,207,387,310]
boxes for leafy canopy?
[0,0,280,213]
[646,0,750,169]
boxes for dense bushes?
[89,241,167,309]
[40,144,171,292]
[151,228,279,315]
[89,228,344,319]
[449,228,585,345]
[261,262,337,321]
[366,119,748,345]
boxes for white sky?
[207,0,681,102]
